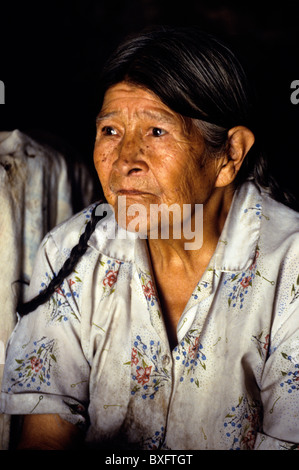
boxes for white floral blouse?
[1,181,299,450]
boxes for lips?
[117,189,152,195]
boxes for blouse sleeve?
[256,254,299,450]
[0,231,90,429]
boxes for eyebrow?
[96,112,117,123]
[96,109,177,125]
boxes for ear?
[215,126,255,188]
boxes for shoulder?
[245,188,299,339]
[259,189,299,255]
[45,202,101,254]
[42,201,136,264]
[25,202,103,295]
[259,191,299,316]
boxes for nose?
[113,133,149,176]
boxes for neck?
[147,185,234,274]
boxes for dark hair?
[97,26,295,204]
[100,27,253,124]
[99,26,254,169]
[18,26,294,316]
[18,205,105,315]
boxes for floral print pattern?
[2,182,299,450]
[223,396,262,450]
[175,330,207,387]
[39,271,81,322]
[8,338,56,392]
[224,248,260,309]
[128,335,170,400]
[243,203,269,221]
[139,270,158,306]
[290,274,299,304]
[224,247,275,309]
[280,352,299,393]
[101,259,122,297]
[252,330,270,359]
[142,426,165,450]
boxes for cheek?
[163,152,210,203]
[93,145,112,183]
[93,150,118,207]
[154,145,198,192]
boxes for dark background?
[1,0,299,202]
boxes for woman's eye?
[151,127,166,137]
[101,126,117,136]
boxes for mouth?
[116,189,152,196]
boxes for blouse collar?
[88,181,262,274]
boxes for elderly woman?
[1,26,299,451]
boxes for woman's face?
[94,81,220,236]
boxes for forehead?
[98,82,179,123]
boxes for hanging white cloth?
[0,129,96,449]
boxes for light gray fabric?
[0,129,96,449]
